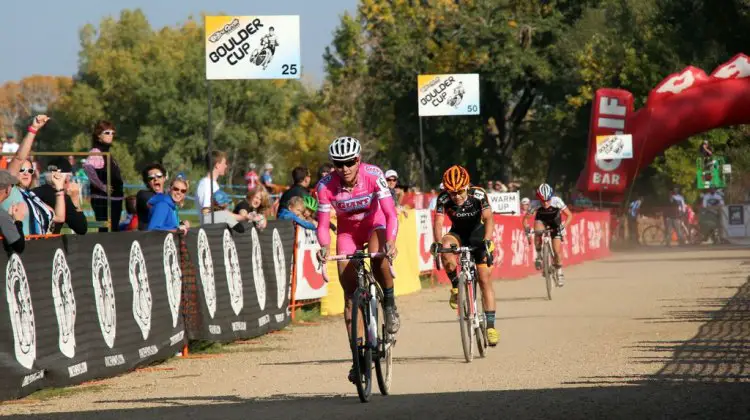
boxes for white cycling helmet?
[328,136,362,162]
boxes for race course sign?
[595,134,633,160]
[205,15,301,80]
[417,74,480,117]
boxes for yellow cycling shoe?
[487,327,499,347]
[449,288,459,310]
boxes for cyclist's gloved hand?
[524,226,532,236]
[316,248,328,264]
[430,241,441,255]
[559,224,567,237]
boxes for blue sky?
[0,0,358,85]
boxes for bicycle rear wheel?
[543,243,553,300]
[641,225,664,246]
[373,282,393,395]
[457,272,474,362]
[474,281,487,357]
[350,290,373,402]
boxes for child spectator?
[277,196,316,230]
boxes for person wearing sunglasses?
[315,136,401,383]
[147,177,190,235]
[430,165,499,347]
[83,121,124,232]
[30,156,88,235]
[136,163,167,230]
[1,115,67,236]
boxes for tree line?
[0,0,747,204]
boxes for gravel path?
[2,246,750,419]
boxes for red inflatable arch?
[576,53,750,203]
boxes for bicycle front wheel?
[373,282,393,395]
[350,290,373,403]
[457,273,474,362]
[543,243,553,300]
[475,282,487,358]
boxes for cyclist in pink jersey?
[316,136,400,381]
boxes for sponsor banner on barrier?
[488,192,520,215]
[183,222,293,341]
[205,15,301,80]
[416,209,434,272]
[435,211,611,283]
[0,232,185,401]
[293,227,328,300]
[417,73,480,117]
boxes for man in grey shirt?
[0,170,26,254]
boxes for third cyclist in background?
[431,165,499,346]
[523,183,573,285]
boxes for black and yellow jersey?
[435,186,491,234]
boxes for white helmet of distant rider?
[536,183,554,201]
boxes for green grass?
[187,339,282,355]
[28,384,108,401]
[294,303,322,323]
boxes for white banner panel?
[488,192,520,215]
[417,74,480,117]
[206,15,301,80]
[595,134,633,160]
[416,210,434,272]
[293,228,328,300]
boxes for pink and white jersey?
[316,163,398,247]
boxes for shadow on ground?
[6,257,750,419]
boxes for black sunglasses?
[333,159,358,168]
[172,186,187,194]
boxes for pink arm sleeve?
[316,185,332,247]
[380,196,399,241]
[316,211,331,247]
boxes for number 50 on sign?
[205,15,301,80]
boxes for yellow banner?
[320,210,422,316]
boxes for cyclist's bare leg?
[476,262,496,312]
[368,228,400,334]
[533,220,545,269]
[440,234,460,286]
[552,237,563,267]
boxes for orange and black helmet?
[442,165,470,192]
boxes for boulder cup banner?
[205,15,301,80]
[417,74,480,117]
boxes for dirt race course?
[2,246,750,419]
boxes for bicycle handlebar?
[319,251,396,283]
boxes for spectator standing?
[385,169,409,217]
[84,120,124,232]
[628,196,643,244]
[702,187,725,208]
[136,163,167,230]
[2,132,18,167]
[311,163,334,199]
[195,150,249,229]
[2,115,66,235]
[244,162,260,192]
[32,157,88,235]
[0,170,26,254]
[148,176,190,234]
[276,166,311,216]
[665,187,686,246]
[260,163,274,189]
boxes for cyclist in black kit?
[431,165,499,346]
[522,183,573,285]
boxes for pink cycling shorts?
[336,214,387,255]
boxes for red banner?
[433,210,611,284]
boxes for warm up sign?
[205,15,301,80]
[418,74,480,117]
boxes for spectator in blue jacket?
[147,177,190,234]
[277,196,315,230]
